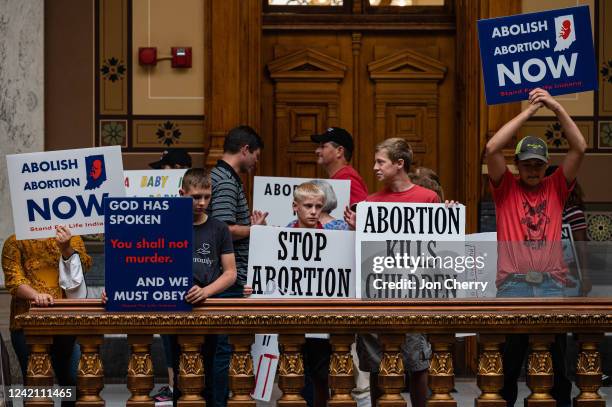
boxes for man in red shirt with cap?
[312,127,368,206]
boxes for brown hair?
[181,168,211,191]
[410,174,444,201]
[375,138,413,172]
[415,166,441,185]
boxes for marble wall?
[0,0,44,285]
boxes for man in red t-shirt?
[311,127,368,205]
[345,137,439,407]
[486,87,586,407]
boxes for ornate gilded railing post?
[525,334,555,407]
[574,333,605,407]
[126,334,154,406]
[25,335,54,407]
[228,334,256,407]
[427,334,456,407]
[328,334,357,407]
[475,334,505,407]
[77,335,105,406]
[377,334,405,407]
[277,334,307,407]
[177,335,206,406]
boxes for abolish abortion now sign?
[6,146,124,239]
[478,6,597,105]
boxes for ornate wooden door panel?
[261,32,457,199]
[368,48,447,170]
[267,47,348,178]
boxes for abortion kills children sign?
[356,202,471,300]
[247,226,356,298]
[6,146,125,239]
[105,197,193,311]
[477,5,597,105]
[253,176,350,226]
[124,169,187,197]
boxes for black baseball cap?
[311,127,354,153]
[149,149,192,169]
[515,136,548,163]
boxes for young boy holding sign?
[176,168,238,406]
[289,182,331,407]
[485,88,586,407]
[102,169,237,406]
[344,138,440,407]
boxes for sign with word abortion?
[6,146,125,239]
[478,5,597,105]
[247,226,356,298]
[124,169,187,197]
[253,176,350,226]
[104,197,193,311]
[251,334,279,402]
[356,202,471,299]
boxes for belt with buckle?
[510,271,544,284]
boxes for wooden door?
[260,19,458,200]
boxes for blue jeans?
[496,274,564,298]
[171,284,243,407]
[497,275,571,407]
[11,330,80,407]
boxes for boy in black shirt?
[173,168,237,406]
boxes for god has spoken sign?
[105,197,193,311]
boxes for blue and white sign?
[478,5,597,105]
[6,146,125,239]
[104,197,193,312]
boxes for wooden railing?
[16,298,612,406]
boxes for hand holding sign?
[344,205,356,230]
[185,285,211,304]
[55,225,75,258]
[528,87,560,112]
[251,210,269,226]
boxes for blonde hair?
[293,182,326,204]
[375,138,413,172]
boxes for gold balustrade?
[15,298,612,407]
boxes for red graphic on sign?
[560,20,572,39]
[253,353,278,398]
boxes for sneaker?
[152,385,173,402]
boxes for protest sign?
[104,197,193,311]
[124,169,187,197]
[464,233,498,298]
[561,223,582,296]
[253,176,350,226]
[247,226,356,298]
[250,334,279,402]
[6,146,125,239]
[478,5,597,105]
[356,202,469,299]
